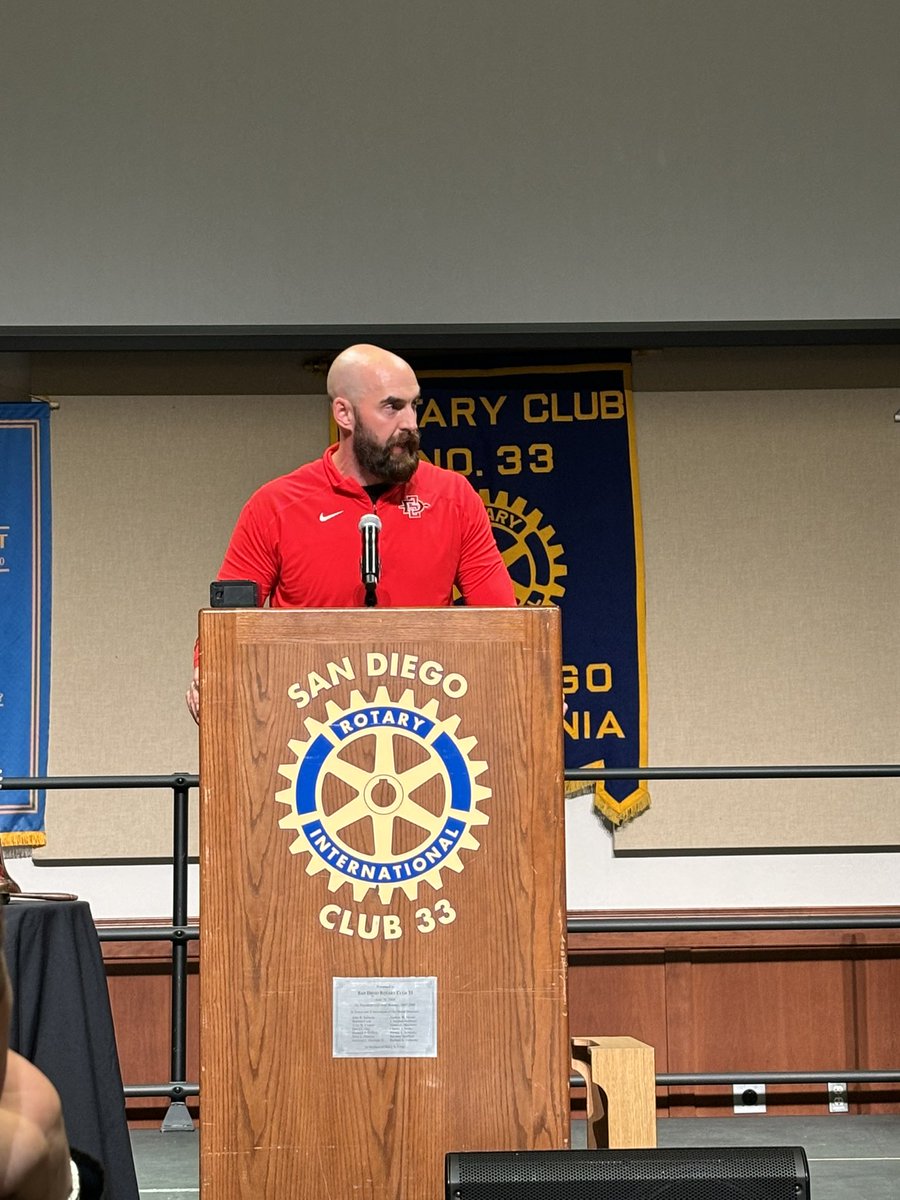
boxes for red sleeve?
[194,491,280,667]
[218,491,281,602]
[455,482,516,607]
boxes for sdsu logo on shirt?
[399,495,430,518]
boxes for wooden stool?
[572,1035,657,1148]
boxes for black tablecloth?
[4,898,139,1200]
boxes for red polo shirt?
[216,445,515,610]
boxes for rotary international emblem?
[276,686,490,904]
[479,489,567,606]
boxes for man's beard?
[352,421,421,484]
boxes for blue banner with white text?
[0,403,52,847]
[419,364,648,824]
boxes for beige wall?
[40,388,329,858]
[29,346,900,860]
[619,348,900,851]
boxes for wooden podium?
[198,606,568,1200]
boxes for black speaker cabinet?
[446,1147,810,1199]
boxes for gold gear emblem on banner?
[479,489,567,606]
[276,687,490,904]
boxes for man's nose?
[398,405,418,431]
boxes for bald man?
[187,345,514,720]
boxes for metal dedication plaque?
[332,977,438,1059]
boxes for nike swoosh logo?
[319,510,343,522]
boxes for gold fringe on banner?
[565,759,651,826]
[1,831,46,849]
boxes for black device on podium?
[210,579,259,607]
[446,1147,811,1199]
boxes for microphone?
[359,513,382,606]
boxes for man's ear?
[332,396,355,433]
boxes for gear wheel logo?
[479,489,567,606]
[276,686,490,904]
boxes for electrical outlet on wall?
[733,1083,767,1114]
[828,1081,849,1113]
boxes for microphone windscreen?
[359,513,383,532]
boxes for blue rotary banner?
[418,364,649,824]
[0,403,52,848]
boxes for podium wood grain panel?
[199,607,568,1200]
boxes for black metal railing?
[565,762,900,1092]
[0,774,201,1122]
[3,763,899,1125]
